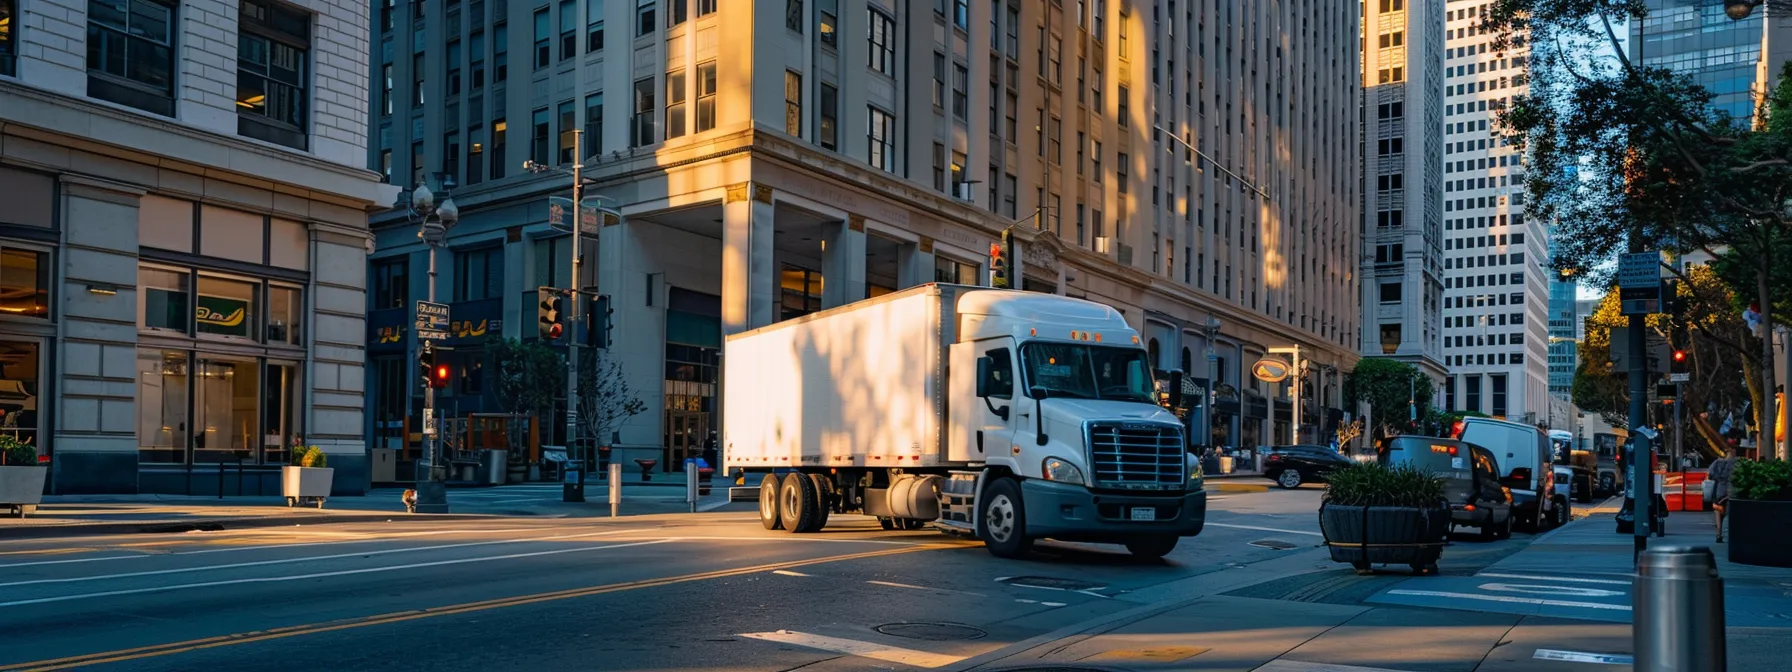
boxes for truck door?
[948,339,1018,466]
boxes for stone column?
[310,222,374,495]
[55,176,144,494]
[897,236,936,289]
[821,215,867,308]
[722,183,776,334]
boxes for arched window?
[1181,347,1193,373]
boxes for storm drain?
[997,576,1108,592]
[1249,538,1301,550]
[873,622,987,641]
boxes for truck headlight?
[1042,457,1085,485]
[1188,454,1205,487]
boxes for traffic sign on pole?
[1619,252,1664,315]
[415,300,450,341]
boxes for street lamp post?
[408,176,459,514]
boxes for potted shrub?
[1728,459,1792,567]
[282,441,334,508]
[0,436,45,518]
[1319,462,1449,575]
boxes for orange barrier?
[1662,471,1708,512]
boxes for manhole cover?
[1249,539,1300,550]
[874,622,987,641]
[998,576,1107,592]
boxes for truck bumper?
[1019,479,1207,542]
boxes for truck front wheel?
[1124,535,1179,559]
[758,474,783,530]
[981,478,1033,558]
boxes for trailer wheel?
[779,473,820,533]
[980,478,1032,558]
[758,474,783,530]
[806,473,833,532]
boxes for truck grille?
[1087,422,1185,490]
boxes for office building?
[0,0,393,493]
[1546,246,1578,399]
[365,0,1365,469]
[1360,0,1448,389]
[1631,0,1792,122]
[1439,0,1550,422]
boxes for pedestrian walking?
[1707,453,1737,543]
[702,430,719,470]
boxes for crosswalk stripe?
[739,630,966,668]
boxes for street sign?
[1669,372,1690,383]
[422,408,437,436]
[415,300,450,341]
[1251,358,1291,383]
[1618,252,1663,315]
[1610,330,1670,372]
[547,197,607,235]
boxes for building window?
[780,70,802,136]
[1490,374,1507,417]
[533,8,550,68]
[410,140,423,186]
[587,3,605,52]
[454,247,504,301]
[695,61,717,133]
[0,248,49,319]
[934,257,977,285]
[140,265,189,332]
[632,76,656,146]
[867,106,895,172]
[412,52,425,106]
[868,9,895,76]
[786,0,803,32]
[952,0,968,29]
[669,0,688,27]
[379,63,393,115]
[195,275,260,340]
[559,0,576,59]
[584,92,604,155]
[87,0,178,116]
[932,53,945,107]
[443,131,460,182]
[467,125,485,184]
[267,284,302,346]
[1379,282,1402,303]
[637,0,656,36]
[469,30,484,89]
[1117,152,1128,192]
[531,107,550,165]
[780,263,822,320]
[557,100,576,163]
[666,68,688,139]
[372,258,407,309]
[699,0,718,16]
[494,22,509,81]
[951,63,968,119]
[932,143,946,191]
[818,0,836,47]
[818,82,837,149]
[491,118,507,179]
[378,150,392,181]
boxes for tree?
[1345,359,1435,441]
[487,337,565,444]
[1486,0,1791,457]
[575,348,647,461]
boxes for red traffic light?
[1672,350,1686,362]
[432,364,451,388]
[547,323,563,340]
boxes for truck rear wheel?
[758,474,783,530]
[980,478,1032,558]
[1124,535,1179,559]
[806,473,833,531]
[779,473,821,533]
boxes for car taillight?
[1267,454,1283,462]
[1464,504,1476,512]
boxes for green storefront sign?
[196,294,252,337]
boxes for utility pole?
[567,129,583,458]
[408,178,458,514]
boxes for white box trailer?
[724,283,1208,558]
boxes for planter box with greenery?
[1729,459,1792,568]
[283,444,333,508]
[0,437,45,517]
[1319,462,1450,575]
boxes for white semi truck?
[723,283,1208,558]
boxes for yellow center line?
[2,540,973,671]
[0,549,97,558]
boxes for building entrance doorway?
[664,411,708,471]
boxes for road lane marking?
[1384,589,1632,611]
[596,534,926,545]
[866,580,985,596]
[483,498,562,505]
[772,570,810,577]
[1206,522,1324,537]
[1256,661,1412,672]
[0,540,676,608]
[0,548,99,558]
[1477,572,1631,585]
[0,541,963,671]
[0,526,617,569]
[1478,582,1624,598]
[739,630,965,668]
[1534,649,1632,665]
[0,529,647,588]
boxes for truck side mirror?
[976,356,994,398]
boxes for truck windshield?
[1019,343,1154,403]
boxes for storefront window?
[136,350,190,464]
[0,341,41,451]
[779,264,822,321]
[0,248,50,319]
[196,275,259,340]
[268,285,302,345]
[140,266,190,332]
[262,363,297,464]
[192,356,259,463]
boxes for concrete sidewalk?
[0,483,747,540]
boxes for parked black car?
[1265,444,1354,489]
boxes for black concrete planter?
[1320,502,1450,574]
[1728,498,1792,568]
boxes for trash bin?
[481,449,508,485]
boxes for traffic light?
[588,294,614,348]
[417,342,436,388]
[990,228,1012,288]
[1670,348,1688,377]
[432,362,452,389]
[538,287,564,342]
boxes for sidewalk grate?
[1250,539,1301,550]
[998,576,1108,592]
[874,622,987,641]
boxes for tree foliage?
[1345,359,1435,440]
[488,337,565,423]
[575,348,647,455]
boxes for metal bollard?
[686,460,699,513]
[1634,546,1726,672]
[608,462,622,518]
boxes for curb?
[0,512,496,541]
[1209,481,1272,493]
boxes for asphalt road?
[0,485,1553,671]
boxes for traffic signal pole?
[566,130,584,468]
[415,237,450,513]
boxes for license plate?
[1130,507,1157,521]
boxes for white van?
[1460,417,1568,530]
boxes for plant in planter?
[1319,462,1450,575]
[282,441,334,508]
[1727,459,1792,567]
[0,435,45,518]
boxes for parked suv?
[1264,444,1354,489]
[1380,436,1514,539]
[1459,417,1567,530]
